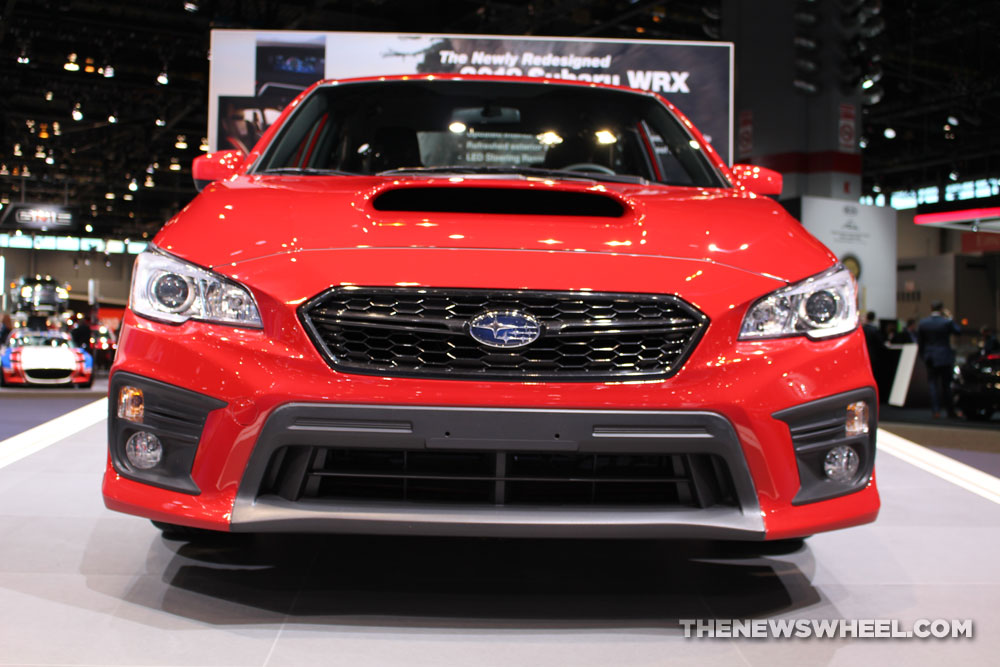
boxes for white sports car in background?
[1,331,93,388]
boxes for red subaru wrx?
[104,75,879,542]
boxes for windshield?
[11,335,70,348]
[254,79,725,187]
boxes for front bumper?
[103,310,880,539]
[229,403,763,538]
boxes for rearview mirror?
[731,164,782,196]
[192,150,245,191]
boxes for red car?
[104,75,879,542]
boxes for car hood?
[20,346,75,369]
[156,174,836,284]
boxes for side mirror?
[731,164,782,196]
[192,150,245,191]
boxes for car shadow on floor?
[147,533,826,628]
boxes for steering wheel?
[561,162,616,175]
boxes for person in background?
[917,301,962,418]
[890,318,919,344]
[0,312,12,346]
[979,326,999,356]
[71,314,92,354]
[862,311,887,396]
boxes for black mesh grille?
[300,287,708,380]
[259,446,738,508]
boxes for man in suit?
[917,301,962,418]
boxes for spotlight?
[17,49,30,65]
[72,103,83,122]
[45,151,54,166]
[34,145,45,159]
[859,136,868,149]
[168,159,181,171]
[199,137,209,152]
[105,191,115,200]
[64,53,80,71]
[883,127,896,139]
[144,175,155,187]
[949,170,960,182]
[44,90,53,101]
[947,115,960,126]
[157,69,169,85]
[85,224,93,233]
[13,143,22,157]
[174,135,187,149]
[128,178,138,191]
[155,118,166,127]
[184,1,199,12]
[103,65,115,78]
[107,113,118,124]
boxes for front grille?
[300,287,708,380]
[25,369,72,381]
[259,446,738,508]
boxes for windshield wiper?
[258,167,355,175]
[377,166,648,185]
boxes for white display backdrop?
[208,30,733,162]
[800,196,898,319]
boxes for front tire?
[151,520,225,541]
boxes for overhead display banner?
[209,30,733,163]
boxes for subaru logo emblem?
[468,310,542,349]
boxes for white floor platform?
[0,403,998,666]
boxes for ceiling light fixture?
[947,115,959,126]
[883,127,896,139]
[128,178,138,192]
[107,113,118,124]
[45,151,54,166]
[175,135,187,149]
[144,175,155,187]
[72,103,83,122]
[44,90,53,101]
[17,49,30,65]
[155,117,166,127]
[64,53,80,71]
[157,69,169,85]
[199,137,209,151]
[103,65,115,78]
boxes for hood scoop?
[372,186,627,218]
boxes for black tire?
[151,520,225,541]
[966,407,994,421]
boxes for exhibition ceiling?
[0,0,997,239]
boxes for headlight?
[130,247,262,328]
[739,263,858,340]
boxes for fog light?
[824,445,859,483]
[845,400,869,437]
[118,386,144,423]
[125,432,162,470]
